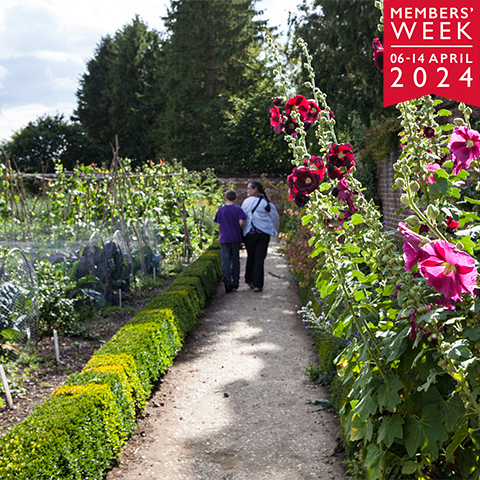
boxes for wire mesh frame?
[0,247,39,350]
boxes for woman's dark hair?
[250,181,271,212]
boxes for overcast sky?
[0,0,300,142]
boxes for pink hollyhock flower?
[418,240,478,302]
[398,222,426,271]
[269,106,284,134]
[448,125,480,174]
[285,95,309,120]
[372,38,384,72]
[332,178,356,211]
[424,163,440,184]
[326,143,355,180]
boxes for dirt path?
[106,243,347,480]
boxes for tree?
[159,0,267,170]
[290,0,391,130]
[75,16,164,163]
[1,114,107,173]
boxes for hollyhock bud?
[410,181,419,193]
[426,205,439,219]
[372,38,384,72]
[394,178,406,189]
[405,215,420,228]
[400,194,410,205]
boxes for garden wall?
[216,174,287,212]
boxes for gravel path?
[106,243,347,480]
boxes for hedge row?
[0,242,221,480]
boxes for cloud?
[0,65,11,89]
[0,102,76,142]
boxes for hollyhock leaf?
[354,290,366,301]
[429,177,449,195]
[441,393,466,433]
[445,339,472,360]
[378,414,404,447]
[377,375,402,412]
[438,109,452,116]
[351,214,364,226]
[403,405,447,458]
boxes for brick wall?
[376,148,412,231]
[216,174,288,213]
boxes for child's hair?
[225,189,237,201]
[249,181,271,212]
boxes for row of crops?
[0,153,223,352]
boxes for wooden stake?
[0,364,13,409]
[53,330,60,363]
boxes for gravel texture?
[106,243,347,480]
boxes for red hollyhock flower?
[285,95,310,121]
[270,106,284,134]
[288,166,321,196]
[423,126,435,138]
[304,156,326,180]
[291,191,310,208]
[332,178,356,211]
[372,38,384,72]
[446,216,459,233]
[305,100,320,124]
[326,143,355,179]
[283,116,298,135]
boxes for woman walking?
[241,181,280,292]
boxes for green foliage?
[75,16,163,164]
[36,260,80,336]
[160,0,263,172]
[290,0,394,130]
[0,385,123,480]
[272,31,480,478]
[0,246,221,479]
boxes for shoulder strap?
[251,197,263,215]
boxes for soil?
[0,286,167,436]
[1,244,348,479]
[106,243,347,480]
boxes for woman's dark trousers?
[244,232,270,289]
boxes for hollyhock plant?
[269,106,284,134]
[332,178,356,211]
[283,116,298,135]
[326,143,355,179]
[285,94,310,120]
[372,38,384,72]
[305,156,326,179]
[418,240,478,302]
[446,216,459,234]
[288,166,321,195]
[398,222,427,271]
[448,125,480,174]
[305,100,320,124]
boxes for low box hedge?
[0,245,221,480]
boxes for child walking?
[214,190,246,293]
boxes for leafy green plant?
[36,260,80,336]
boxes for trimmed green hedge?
[0,243,221,480]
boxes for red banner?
[383,0,480,107]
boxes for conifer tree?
[75,16,163,163]
[159,0,266,170]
